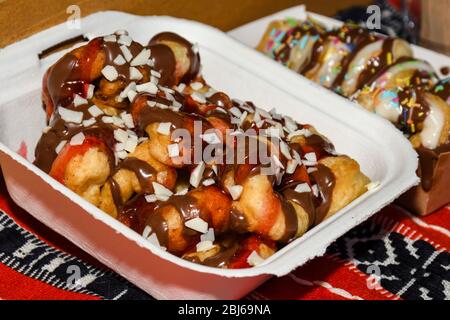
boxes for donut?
[34,30,370,269]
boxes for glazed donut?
[257,19,413,95]
[35,30,370,269]
[257,19,326,74]
[35,30,201,205]
[257,19,450,199]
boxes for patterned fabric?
[0,211,149,300]
[0,170,449,300]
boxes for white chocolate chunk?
[69,132,85,146]
[247,251,265,266]
[185,217,208,234]
[190,162,205,188]
[101,65,118,81]
[228,185,243,200]
[59,107,83,124]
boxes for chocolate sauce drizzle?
[263,19,450,193]
[34,29,347,269]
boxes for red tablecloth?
[0,169,449,300]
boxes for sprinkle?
[286,17,298,27]
[299,35,309,49]
[434,85,444,93]
[381,90,397,100]
[386,52,392,65]
[185,217,208,234]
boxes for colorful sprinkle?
[434,85,444,92]
[387,52,393,65]
[298,35,309,49]
[286,17,298,27]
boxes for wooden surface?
[0,0,371,48]
[420,0,450,54]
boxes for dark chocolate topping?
[417,144,450,191]
[311,164,336,224]
[148,43,177,87]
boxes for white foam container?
[228,5,450,81]
[0,11,418,299]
